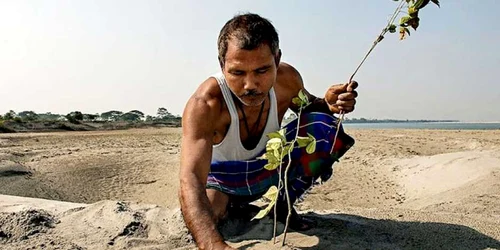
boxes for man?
[179,13,358,249]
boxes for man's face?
[222,38,279,107]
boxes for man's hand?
[324,81,358,114]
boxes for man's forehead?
[225,40,274,66]
[228,36,274,52]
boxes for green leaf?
[267,131,282,140]
[278,128,286,137]
[266,138,282,150]
[262,185,279,201]
[298,89,308,104]
[264,162,279,170]
[268,152,279,163]
[292,97,302,106]
[260,151,279,163]
[307,133,316,140]
[252,207,271,220]
[252,186,279,220]
[408,7,418,16]
[412,0,426,9]
[274,148,281,160]
[296,136,311,148]
[306,141,316,154]
[399,16,412,26]
[257,153,267,160]
[388,24,397,33]
[267,130,286,143]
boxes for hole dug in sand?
[0,209,58,242]
[0,161,32,177]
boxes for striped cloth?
[207,112,355,203]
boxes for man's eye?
[231,71,243,76]
[256,69,268,74]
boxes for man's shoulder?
[276,62,303,91]
[184,76,224,116]
[198,75,223,98]
[278,62,300,74]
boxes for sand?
[1,128,500,249]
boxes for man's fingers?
[326,81,358,113]
[329,83,348,94]
[336,99,356,107]
[347,81,358,91]
[338,91,358,100]
[329,81,358,94]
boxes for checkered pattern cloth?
[207,112,355,203]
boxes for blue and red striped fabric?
[207,112,355,203]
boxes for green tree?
[83,113,99,122]
[18,111,39,121]
[38,112,63,121]
[66,111,84,124]
[4,110,16,120]
[119,112,141,122]
[100,110,123,121]
[157,107,174,120]
[129,110,145,119]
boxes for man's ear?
[218,56,224,70]
[274,49,282,66]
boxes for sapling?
[254,0,440,247]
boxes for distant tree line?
[0,107,180,124]
[343,117,459,123]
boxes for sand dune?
[1,128,500,249]
[396,150,500,211]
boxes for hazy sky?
[1,1,499,121]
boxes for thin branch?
[273,144,285,244]
[282,106,304,246]
[331,0,408,154]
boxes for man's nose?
[243,74,259,91]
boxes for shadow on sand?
[221,211,500,250]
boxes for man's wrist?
[305,97,336,114]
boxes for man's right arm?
[179,87,232,250]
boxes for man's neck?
[233,94,270,150]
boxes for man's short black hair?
[217,13,280,66]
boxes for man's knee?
[206,189,229,223]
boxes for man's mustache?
[241,90,264,97]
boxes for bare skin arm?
[179,86,233,250]
[278,63,358,114]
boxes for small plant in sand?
[253,0,440,247]
[252,89,315,245]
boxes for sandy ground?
[1,128,499,249]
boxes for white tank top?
[211,72,280,162]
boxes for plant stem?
[273,144,285,244]
[282,106,304,246]
[330,0,408,154]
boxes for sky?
[1,0,499,122]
